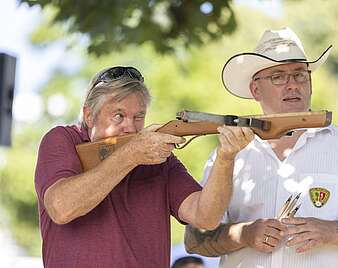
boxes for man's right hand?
[128,131,185,165]
[241,219,287,253]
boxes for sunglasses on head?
[93,66,144,87]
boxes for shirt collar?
[80,124,91,142]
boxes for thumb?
[162,134,186,144]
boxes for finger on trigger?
[163,133,186,144]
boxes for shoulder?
[44,125,82,139]
[310,125,338,142]
[329,125,338,136]
[37,125,87,158]
[40,125,84,147]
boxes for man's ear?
[83,106,94,129]
[249,80,261,101]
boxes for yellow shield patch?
[309,187,330,208]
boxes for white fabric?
[201,125,338,268]
[221,27,332,99]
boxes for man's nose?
[121,118,137,133]
[286,74,296,83]
[285,74,299,88]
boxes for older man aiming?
[185,27,338,268]
[35,66,254,268]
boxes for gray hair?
[80,71,151,129]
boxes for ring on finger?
[264,236,269,243]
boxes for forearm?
[44,144,137,224]
[185,222,248,257]
[195,153,234,229]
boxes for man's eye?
[272,74,285,80]
[294,72,304,78]
[135,115,145,121]
[112,114,124,122]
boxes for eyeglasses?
[92,66,144,87]
[253,70,311,85]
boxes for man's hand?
[282,217,338,253]
[217,126,254,160]
[241,219,287,253]
[128,131,185,165]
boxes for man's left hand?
[216,126,254,161]
[282,217,338,253]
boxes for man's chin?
[266,107,309,114]
[280,103,309,113]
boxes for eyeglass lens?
[271,71,310,85]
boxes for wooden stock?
[76,110,331,171]
[242,111,332,139]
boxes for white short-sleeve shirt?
[202,125,338,268]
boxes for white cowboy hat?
[221,27,332,99]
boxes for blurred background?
[0,0,338,267]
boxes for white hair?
[80,76,151,129]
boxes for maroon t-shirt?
[35,125,202,268]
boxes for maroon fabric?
[35,125,202,268]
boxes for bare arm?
[178,126,254,230]
[184,223,247,256]
[44,131,184,224]
[44,143,136,224]
[178,157,235,230]
[185,218,287,256]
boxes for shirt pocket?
[298,173,338,221]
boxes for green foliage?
[20,0,236,55]
[29,6,68,46]
[0,143,41,256]
[283,1,338,60]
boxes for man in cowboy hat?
[185,27,338,268]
